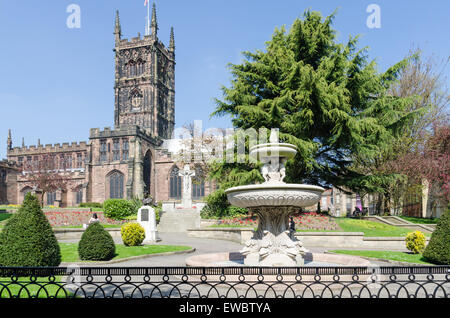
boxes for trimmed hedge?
[79,202,103,209]
[0,193,61,267]
[78,223,116,261]
[423,207,450,265]
[121,223,145,246]
[103,199,135,220]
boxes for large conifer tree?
[210,10,421,200]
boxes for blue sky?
[0,0,449,159]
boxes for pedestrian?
[89,213,100,224]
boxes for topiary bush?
[78,222,116,261]
[121,223,145,246]
[0,193,61,267]
[103,199,135,220]
[405,231,426,254]
[423,207,450,265]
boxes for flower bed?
[44,211,127,227]
[215,212,339,231]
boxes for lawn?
[59,243,192,263]
[209,217,429,237]
[329,250,435,265]
[398,215,439,224]
[54,224,122,229]
[0,213,12,222]
[0,277,71,298]
[334,218,431,237]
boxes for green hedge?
[103,199,135,220]
[423,206,450,265]
[79,202,103,209]
[0,193,61,267]
[78,223,116,261]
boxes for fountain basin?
[225,183,325,208]
[250,143,298,160]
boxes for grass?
[334,218,431,237]
[0,213,12,222]
[54,224,122,229]
[398,215,439,224]
[0,276,72,298]
[330,249,435,265]
[59,243,192,263]
[209,217,429,237]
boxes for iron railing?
[0,266,448,298]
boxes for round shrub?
[103,199,135,220]
[405,231,426,254]
[0,193,61,267]
[121,223,145,246]
[78,222,116,261]
[423,207,449,265]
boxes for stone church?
[3,6,214,207]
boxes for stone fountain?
[225,130,325,266]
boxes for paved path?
[61,232,389,267]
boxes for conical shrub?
[0,193,61,267]
[423,206,450,265]
[78,223,116,261]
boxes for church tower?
[113,6,175,139]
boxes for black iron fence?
[0,266,448,299]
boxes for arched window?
[109,171,124,199]
[47,191,56,205]
[74,187,83,205]
[192,166,205,199]
[169,166,181,199]
[21,186,32,199]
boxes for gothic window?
[192,166,205,199]
[122,139,129,161]
[100,140,107,163]
[192,181,205,199]
[18,157,23,166]
[76,153,83,168]
[21,186,32,200]
[75,187,83,205]
[113,139,120,161]
[169,166,182,199]
[109,171,124,199]
[67,155,72,169]
[136,58,145,75]
[127,60,137,77]
[47,192,56,205]
[60,154,66,170]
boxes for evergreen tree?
[423,207,450,265]
[210,10,422,203]
[78,223,116,261]
[0,193,61,267]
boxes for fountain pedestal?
[225,130,325,266]
[242,206,307,266]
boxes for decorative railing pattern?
[0,266,448,298]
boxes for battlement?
[7,141,88,156]
[89,125,162,145]
[115,34,171,56]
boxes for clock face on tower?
[130,88,143,111]
[131,94,142,109]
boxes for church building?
[3,6,214,207]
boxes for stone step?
[158,209,201,233]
